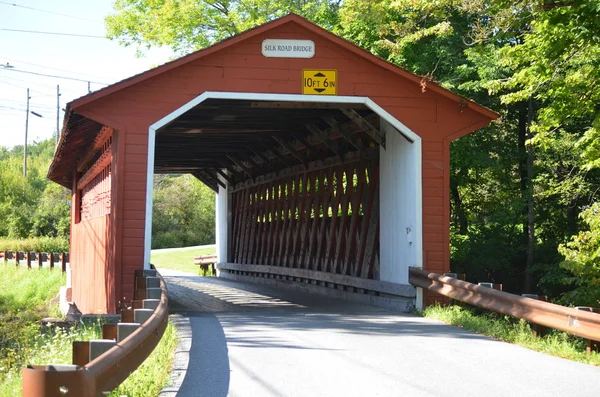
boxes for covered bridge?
[48,14,496,314]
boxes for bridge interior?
[154,99,384,281]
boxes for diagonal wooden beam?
[259,142,295,168]
[198,169,225,189]
[227,154,254,179]
[191,171,218,192]
[304,124,343,161]
[248,145,277,173]
[271,136,307,168]
[288,130,315,156]
[340,109,385,148]
[322,116,365,151]
[215,168,234,185]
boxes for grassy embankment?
[423,304,600,366]
[0,263,177,396]
[151,245,216,274]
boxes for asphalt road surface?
[158,268,600,397]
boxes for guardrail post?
[2,250,7,262]
[49,253,55,269]
[60,253,67,272]
[522,294,548,338]
[22,365,93,397]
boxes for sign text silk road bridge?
[48,14,497,315]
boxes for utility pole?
[56,85,61,144]
[87,81,91,94]
[24,88,29,177]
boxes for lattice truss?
[232,157,380,279]
[78,128,113,221]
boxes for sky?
[0,0,174,148]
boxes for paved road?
[158,268,600,397]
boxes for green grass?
[0,262,178,396]
[151,245,216,274]
[0,263,82,394]
[110,322,178,397]
[423,304,600,366]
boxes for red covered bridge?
[48,14,496,315]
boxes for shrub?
[0,236,69,252]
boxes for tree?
[0,139,71,239]
[152,174,216,248]
[105,0,341,55]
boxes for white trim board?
[144,92,423,272]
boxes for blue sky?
[0,0,174,148]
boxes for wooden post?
[37,252,42,269]
[49,253,55,269]
[60,252,67,273]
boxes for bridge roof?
[48,13,497,188]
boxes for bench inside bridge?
[47,14,495,315]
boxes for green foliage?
[106,0,341,55]
[152,175,216,249]
[0,139,71,240]
[0,264,73,393]
[109,322,178,397]
[558,202,600,306]
[0,236,69,252]
[423,304,600,366]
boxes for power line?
[1,67,108,85]
[1,57,112,80]
[0,1,98,22]
[0,78,47,94]
[0,28,106,39]
[0,76,84,95]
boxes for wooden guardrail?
[194,254,218,275]
[1,250,69,272]
[409,267,600,343]
[22,268,168,396]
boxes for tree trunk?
[525,98,535,292]
[450,176,468,235]
[518,99,535,292]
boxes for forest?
[0,0,596,306]
[0,141,215,250]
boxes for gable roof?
[68,13,497,119]
[49,13,498,188]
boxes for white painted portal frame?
[144,92,423,296]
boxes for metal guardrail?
[22,269,169,396]
[409,267,600,343]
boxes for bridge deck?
[159,268,600,397]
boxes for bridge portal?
[48,14,496,314]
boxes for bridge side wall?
[216,175,229,263]
[379,120,420,286]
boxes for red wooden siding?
[65,19,493,310]
[70,131,115,314]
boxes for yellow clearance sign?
[302,69,337,95]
